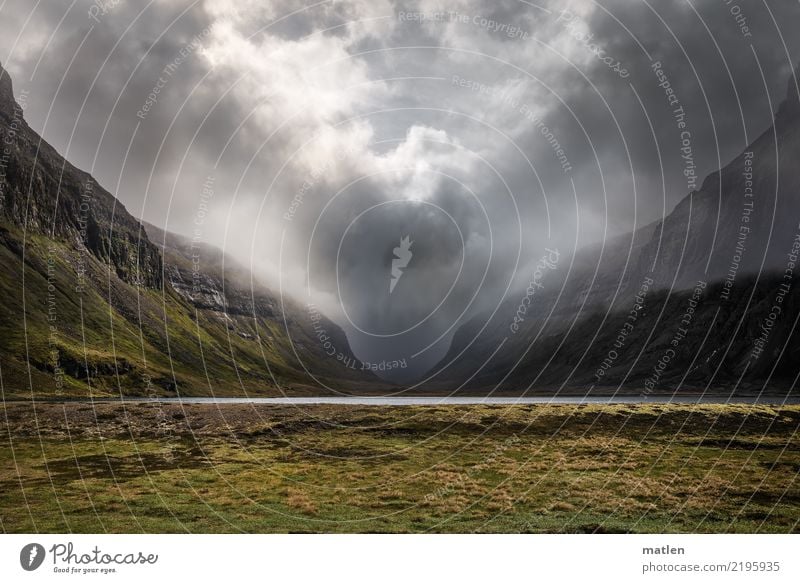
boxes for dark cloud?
[1,0,798,381]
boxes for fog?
[1,0,798,380]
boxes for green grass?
[0,222,351,398]
[1,403,798,533]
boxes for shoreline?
[3,395,799,405]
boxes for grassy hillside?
[0,218,378,398]
[0,62,380,398]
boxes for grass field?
[1,402,798,533]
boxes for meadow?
[1,402,798,533]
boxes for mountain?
[0,62,379,398]
[3,55,798,399]
[430,64,800,396]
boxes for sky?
[1,0,798,380]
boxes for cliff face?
[431,64,800,395]
[0,63,161,288]
[632,66,800,291]
[143,222,375,387]
[0,63,18,118]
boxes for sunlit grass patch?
[1,403,798,533]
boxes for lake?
[62,395,800,405]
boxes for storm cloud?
[1,0,798,380]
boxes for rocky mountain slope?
[430,64,800,395]
[0,62,379,398]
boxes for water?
[71,396,800,405]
